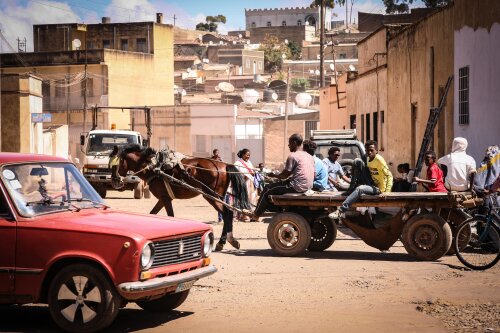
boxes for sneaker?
[328,210,345,220]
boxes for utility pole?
[283,67,291,161]
[173,15,177,26]
[319,0,325,88]
[79,25,88,134]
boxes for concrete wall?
[189,104,236,161]
[249,26,316,44]
[386,6,454,168]
[452,0,500,162]
[263,112,319,169]
[1,74,43,154]
[319,74,348,130]
[302,44,358,61]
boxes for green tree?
[258,35,291,73]
[309,0,345,8]
[196,14,227,32]
[382,0,450,14]
[287,41,302,60]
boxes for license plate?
[175,280,195,293]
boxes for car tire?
[308,216,337,252]
[136,290,190,312]
[402,214,452,261]
[48,264,120,333]
[267,212,311,256]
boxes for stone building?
[319,0,500,171]
[249,25,316,44]
[245,7,332,31]
[217,49,265,75]
[1,16,174,159]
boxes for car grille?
[151,235,202,268]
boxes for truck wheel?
[143,184,151,199]
[402,214,452,261]
[96,187,107,199]
[267,212,311,256]
[133,182,144,199]
[48,264,120,333]
[136,290,190,312]
[308,216,337,252]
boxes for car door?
[0,187,16,298]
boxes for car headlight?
[141,241,155,270]
[203,232,214,257]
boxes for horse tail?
[227,165,251,210]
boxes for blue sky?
[0,0,423,52]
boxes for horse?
[115,144,249,250]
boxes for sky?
[0,0,424,52]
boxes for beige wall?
[357,28,388,74]
[263,112,319,169]
[319,74,348,130]
[386,6,454,168]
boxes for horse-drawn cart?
[266,191,473,260]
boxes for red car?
[0,153,217,332]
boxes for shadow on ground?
[0,305,193,332]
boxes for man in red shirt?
[413,151,447,192]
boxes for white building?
[245,7,332,31]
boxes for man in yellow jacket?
[337,140,393,215]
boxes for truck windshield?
[87,134,138,154]
[1,162,104,217]
[315,145,362,161]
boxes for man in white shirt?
[438,137,476,191]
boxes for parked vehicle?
[80,127,147,199]
[0,153,217,332]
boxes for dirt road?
[2,192,499,333]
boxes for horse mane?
[119,144,157,159]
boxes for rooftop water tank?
[295,93,312,108]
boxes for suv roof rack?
[310,129,357,140]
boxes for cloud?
[0,1,90,52]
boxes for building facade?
[245,7,332,31]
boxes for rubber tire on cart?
[136,290,190,312]
[95,186,107,199]
[48,264,120,333]
[133,182,144,199]
[402,213,452,261]
[267,212,312,257]
[440,208,470,255]
[308,216,337,252]
[143,184,151,199]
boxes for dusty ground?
[2,191,499,333]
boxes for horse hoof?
[214,242,224,252]
[228,239,240,250]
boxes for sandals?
[214,242,224,252]
[228,238,240,250]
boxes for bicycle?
[454,193,500,270]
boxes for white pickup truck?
[80,129,146,199]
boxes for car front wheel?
[48,264,120,333]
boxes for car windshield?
[315,144,362,161]
[87,133,138,155]
[1,162,105,217]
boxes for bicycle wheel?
[455,217,500,270]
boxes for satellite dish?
[72,38,81,49]
[238,34,242,38]
[246,40,250,45]
[272,93,278,101]
[349,64,356,71]
[329,63,335,71]
[209,41,213,45]
[309,69,315,75]
[186,68,191,73]
[218,82,235,93]
[219,41,224,45]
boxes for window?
[297,20,302,26]
[350,115,356,129]
[458,66,469,125]
[339,53,346,59]
[360,114,364,142]
[103,39,110,49]
[246,59,251,67]
[251,22,256,28]
[136,38,147,53]
[267,21,271,27]
[282,21,287,26]
[42,80,50,97]
[373,112,378,143]
[121,39,128,51]
[258,61,263,69]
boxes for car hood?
[44,209,210,241]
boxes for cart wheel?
[402,214,452,261]
[267,212,311,256]
[308,216,337,252]
[133,182,144,199]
